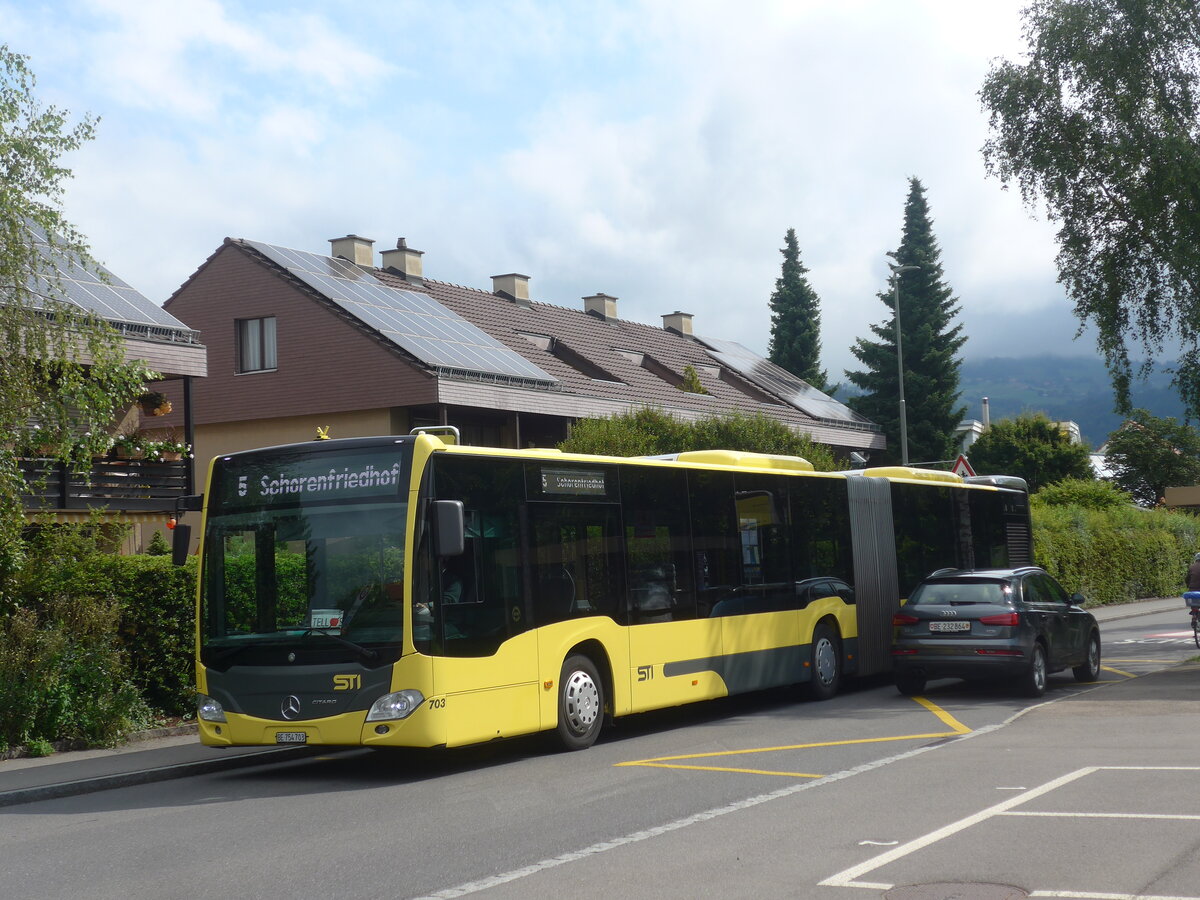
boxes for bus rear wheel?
[556,655,604,751]
[804,623,841,701]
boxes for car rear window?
[907,581,1008,606]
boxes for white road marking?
[819,767,1098,888]
[1029,892,1200,899]
[858,840,899,846]
[1003,811,1200,821]
[821,766,1200,893]
[409,723,1006,899]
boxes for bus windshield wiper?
[208,643,256,666]
[300,628,379,663]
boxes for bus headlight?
[366,690,425,722]
[196,693,227,723]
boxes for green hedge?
[1032,503,1200,605]
[0,523,197,751]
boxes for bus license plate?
[276,732,307,744]
[929,621,970,632]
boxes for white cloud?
[6,0,1090,380]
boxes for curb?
[0,745,321,809]
[0,723,199,762]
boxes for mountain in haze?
[837,355,1187,449]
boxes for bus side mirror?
[172,523,192,566]
[432,500,465,557]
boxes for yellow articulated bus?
[188,427,1030,751]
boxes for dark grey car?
[890,566,1101,697]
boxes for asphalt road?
[2,607,1198,900]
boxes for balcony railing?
[20,457,190,512]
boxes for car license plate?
[276,732,307,744]
[929,621,970,632]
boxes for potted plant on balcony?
[144,437,191,462]
[110,432,145,459]
[137,391,172,416]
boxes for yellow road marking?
[1101,664,1137,678]
[910,696,971,734]
[631,762,823,778]
[617,697,972,777]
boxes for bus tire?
[804,622,841,701]
[556,654,604,751]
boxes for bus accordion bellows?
[188,428,1031,751]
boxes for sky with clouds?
[4,0,1096,380]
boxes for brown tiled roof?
[375,272,882,449]
[224,238,882,450]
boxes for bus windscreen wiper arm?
[300,628,379,663]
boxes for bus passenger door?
[424,457,541,746]
[625,468,723,712]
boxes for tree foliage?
[0,45,149,580]
[980,0,1200,416]
[967,413,1096,492]
[1033,476,1132,509]
[846,177,966,465]
[1102,408,1200,505]
[558,408,838,471]
[768,227,828,390]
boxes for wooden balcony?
[20,457,190,512]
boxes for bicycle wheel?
[1193,612,1200,650]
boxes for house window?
[237,317,276,373]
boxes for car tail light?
[893,613,919,626]
[891,648,918,655]
[979,612,1019,626]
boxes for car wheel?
[895,672,926,696]
[1021,642,1047,698]
[804,623,841,701]
[556,654,604,751]
[1072,631,1101,682]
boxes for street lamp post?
[887,257,920,466]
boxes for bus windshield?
[200,445,411,668]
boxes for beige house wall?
[192,408,401,480]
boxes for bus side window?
[428,457,527,658]
[529,504,623,626]
[621,467,695,624]
[688,470,739,617]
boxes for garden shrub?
[0,519,195,749]
[560,408,838,471]
[1032,502,1200,605]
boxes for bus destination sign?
[218,452,408,508]
[540,467,608,497]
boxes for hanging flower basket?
[138,391,172,416]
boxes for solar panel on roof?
[25,235,197,338]
[700,336,880,430]
[245,239,557,385]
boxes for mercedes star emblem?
[281,695,302,720]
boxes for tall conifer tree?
[768,228,828,390]
[846,178,966,465]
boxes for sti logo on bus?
[333,674,361,691]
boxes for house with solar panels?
[17,231,206,551]
[161,234,883,467]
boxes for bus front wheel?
[804,623,841,701]
[556,654,604,751]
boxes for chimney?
[380,238,424,284]
[492,273,531,308]
[982,396,991,428]
[583,293,618,321]
[328,234,374,266]
[662,310,694,338]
